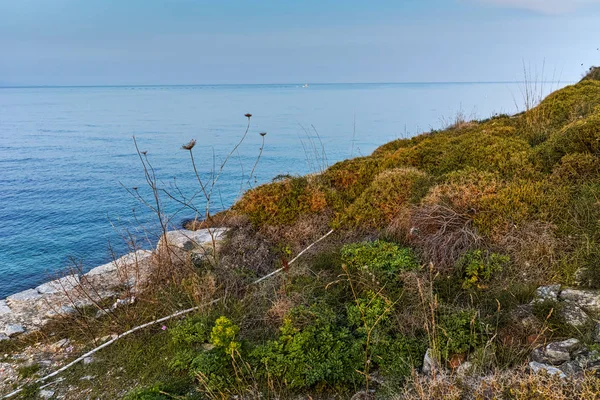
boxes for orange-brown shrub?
[233,175,327,227]
[319,156,382,208]
[341,168,431,229]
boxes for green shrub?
[533,80,600,129]
[371,335,427,381]
[436,309,484,361]
[189,349,237,392]
[347,291,392,335]
[170,316,243,393]
[455,250,509,289]
[341,240,420,276]
[210,316,241,355]
[252,305,363,390]
[341,168,431,228]
[581,66,600,82]
[123,381,197,400]
[170,315,212,347]
[381,128,534,178]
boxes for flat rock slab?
[36,274,80,295]
[7,288,42,303]
[85,250,153,276]
[160,228,228,251]
[559,288,600,315]
[560,302,590,327]
[0,300,12,316]
[533,285,561,303]
[529,361,566,378]
[3,324,25,337]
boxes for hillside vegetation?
[6,69,600,400]
[133,70,600,399]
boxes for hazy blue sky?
[1,0,599,85]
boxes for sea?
[0,82,567,298]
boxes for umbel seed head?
[260,132,267,137]
[182,139,196,150]
[245,113,252,118]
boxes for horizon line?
[0,80,574,89]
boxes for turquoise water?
[0,82,558,297]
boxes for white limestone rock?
[3,324,25,337]
[36,275,80,294]
[422,348,439,375]
[159,228,228,251]
[0,300,12,316]
[529,361,566,378]
[560,302,590,328]
[545,339,580,364]
[594,323,600,343]
[7,289,42,302]
[44,305,77,319]
[85,250,152,277]
[39,389,55,399]
[559,288,600,315]
[533,285,561,303]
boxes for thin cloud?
[475,0,600,14]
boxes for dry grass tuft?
[398,368,600,400]
[496,221,568,282]
[409,204,482,269]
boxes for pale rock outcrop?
[7,288,42,302]
[159,228,228,251]
[559,288,600,314]
[422,348,440,375]
[3,324,25,337]
[532,285,561,303]
[1,228,227,341]
[529,361,567,378]
[0,300,12,316]
[531,339,580,365]
[559,302,591,328]
[36,275,80,295]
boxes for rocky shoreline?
[0,228,227,341]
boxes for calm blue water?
[0,82,562,298]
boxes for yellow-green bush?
[581,66,600,82]
[318,156,382,208]
[341,168,431,228]
[382,129,534,178]
[534,110,600,172]
[526,80,600,133]
[551,153,600,184]
[372,134,430,157]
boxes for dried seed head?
[259,132,267,137]
[245,113,252,118]
[182,139,196,150]
[140,151,148,155]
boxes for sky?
[0,0,599,85]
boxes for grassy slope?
[234,73,600,286]
[7,70,600,400]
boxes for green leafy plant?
[252,305,363,390]
[436,309,484,361]
[210,316,241,355]
[341,240,420,276]
[456,250,509,289]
